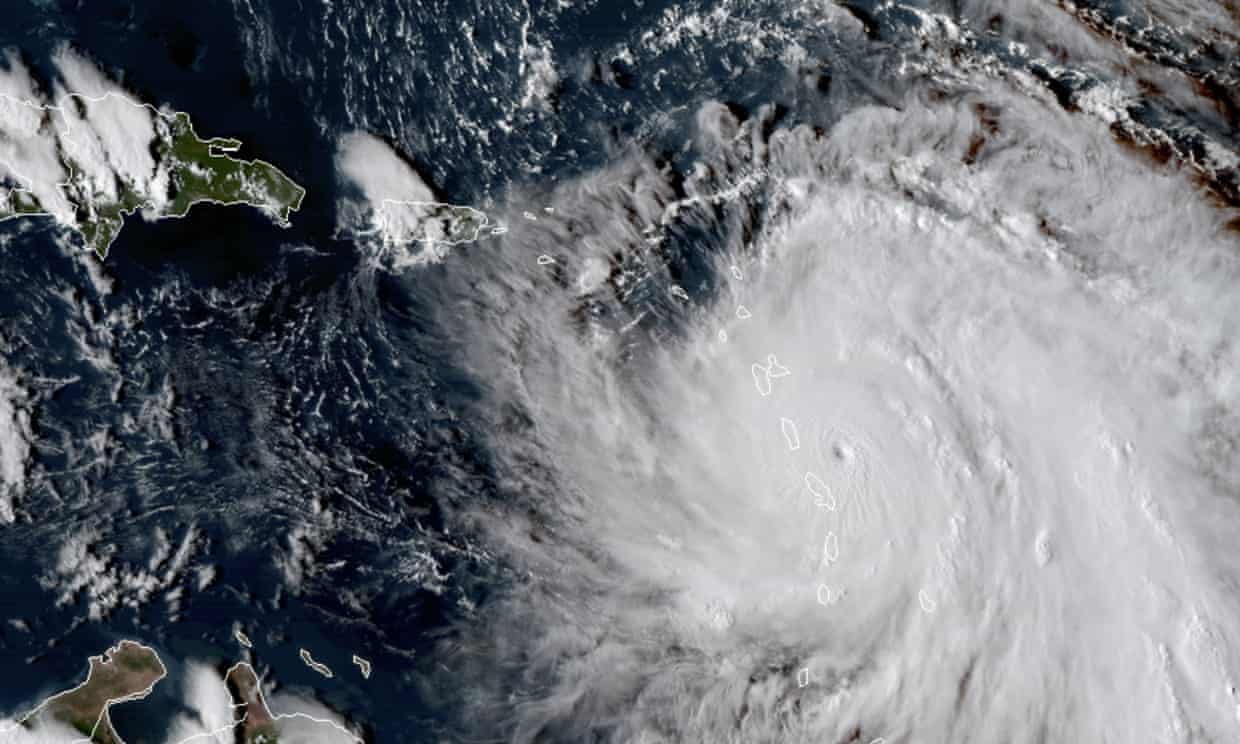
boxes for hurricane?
[413,10,1240,742]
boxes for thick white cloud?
[51,47,117,99]
[56,99,118,203]
[434,70,1240,740]
[267,692,361,744]
[335,131,433,206]
[0,50,40,102]
[53,48,160,205]
[0,53,74,222]
[0,46,172,230]
[160,662,236,744]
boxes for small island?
[298,648,334,679]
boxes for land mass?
[0,92,305,259]
[376,199,502,246]
[2,640,165,743]
[225,662,361,744]
[225,663,279,744]
[1,645,362,744]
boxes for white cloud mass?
[335,131,433,207]
[429,71,1240,742]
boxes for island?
[0,92,305,259]
[298,648,334,679]
[3,640,165,743]
[375,199,502,246]
[225,662,361,744]
[225,663,280,744]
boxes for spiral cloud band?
[431,41,1240,743]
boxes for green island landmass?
[0,95,305,259]
[17,640,166,743]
